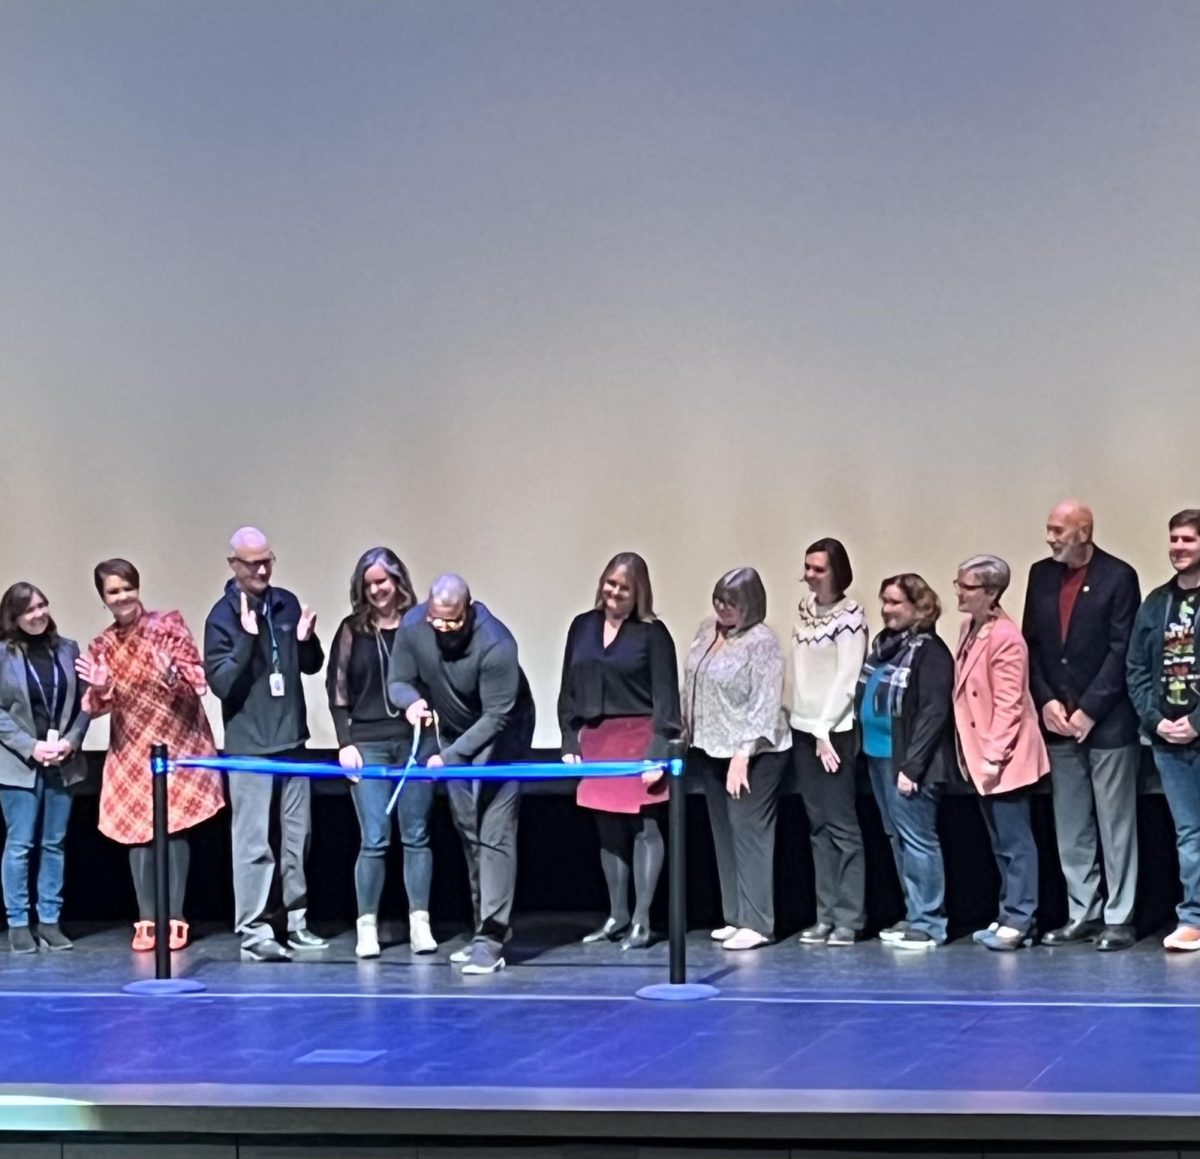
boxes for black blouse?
[325,617,411,748]
[20,632,67,741]
[557,609,681,760]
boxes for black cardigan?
[855,631,957,786]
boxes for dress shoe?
[979,925,1034,952]
[35,923,73,952]
[619,924,651,951]
[168,919,189,951]
[798,922,833,945]
[1096,925,1136,952]
[1041,919,1102,946]
[582,917,630,944]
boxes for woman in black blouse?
[327,547,432,960]
[558,552,681,950]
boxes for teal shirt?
[860,667,893,758]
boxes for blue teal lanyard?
[261,597,281,673]
[25,651,60,724]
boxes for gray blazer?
[0,637,90,789]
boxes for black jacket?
[855,630,957,786]
[1021,547,1140,748]
[204,581,325,756]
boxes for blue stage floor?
[0,915,1196,1141]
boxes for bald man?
[1022,501,1141,951]
[204,528,325,962]
[388,575,535,975]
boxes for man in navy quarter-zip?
[1022,500,1141,951]
[204,527,325,962]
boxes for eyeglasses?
[952,579,985,591]
[427,614,467,632]
[231,554,275,572]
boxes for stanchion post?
[151,743,171,981]
[667,738,687,985]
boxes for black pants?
[129,836,190,921]
[693,748,786,936]
[791,728,865,930]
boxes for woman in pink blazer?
[953,554,1050,951]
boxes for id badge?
[269,672,286,698]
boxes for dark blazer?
[0,637,90,788]
[855,630,958,787]
[1021,546,1141,748]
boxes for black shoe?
[582,917,630,944]
[1096,924,1137,952]
[8,927,36,955]
[619,924,651,951]
[798,922,834,945]
[827,926,857,947]
[1041,919,1102,946]
[34,922,73,951]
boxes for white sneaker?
[409,911,437,954]
[356,915,380,959]
[723,928,769,951]
[449,944,472,963]
[710,925,737,942]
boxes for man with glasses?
[1022,500,1142,951]
[204,527,325,961]
[388,574,535,974]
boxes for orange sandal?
[131,921,155,952]
[168,919,189,951]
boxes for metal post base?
[635,982,720,1002]
[122,978,207,996]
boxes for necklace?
[373,627,400,719]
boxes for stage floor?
[0,914,1197,1144]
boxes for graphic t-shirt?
[1161,582,1200,721]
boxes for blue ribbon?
[166,755,683,780]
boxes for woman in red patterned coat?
[76,559,225,951]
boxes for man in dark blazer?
[1022,500,1141,951]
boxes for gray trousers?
[1048,741,1139,925]
[446,779,520,953]
[695,748,785,937]
[229,769,311,946]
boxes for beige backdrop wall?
[2,1,1197,749]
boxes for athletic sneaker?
[879,921,910,943]
[409,911,437,954]
[798,922,834,945]
[240,939,292,962]
[826,926,857,947]
[1163,926,1200,952]
[971,922,1000,944]
[8,927,36,954]
[288,927,328,951]
[356,915,381,959]
[722,928,769,951]
[460,943,505,975]
[888,929,937,951]
[710,925,737,942]
[451,927,512,962]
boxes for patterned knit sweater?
[789,595,869,738]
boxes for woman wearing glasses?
[327,547,435,959]
[559,552,681,950]
[0,583,89,953]
[683,568,790,951]
[952,555,1049,950]
[77,559,225,951]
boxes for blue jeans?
[1152,744,1200,927]
[978,789,1038,935]
[867,757,947,941]
[0,776,73,926]
[351,740,434,917]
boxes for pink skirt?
[576,716,667,815]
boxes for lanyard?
[25,651,60,724]
[261,597,282,673]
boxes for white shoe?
[722,928,769,951]
[355,915,380,959]
[409,910,438,954]
[449,944,472,963]
[710,925,737,942]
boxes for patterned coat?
[83,610,225,844]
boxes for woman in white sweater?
[790,538,868,946]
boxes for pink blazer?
[953,613,1050,795]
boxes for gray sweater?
[387,602,534,766]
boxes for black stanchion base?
[635,982,720,1002]
[122,978,207,996]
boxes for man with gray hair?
[388,575,535,974]
[204,527,326,962]
[1022,500,1141,951]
